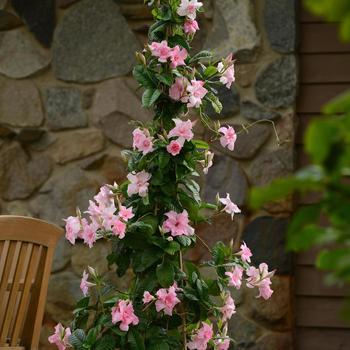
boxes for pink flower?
[99,203,118,230]
[218,126,237,151]
[218,54,235,89]
[64,216,81,245]
[48,323,71,350]
[246,263,275,300]
[94,185,114,208]
[225,265,243,289]
[80,270,89,296]
[214,338,230,350]
[184,19,199,34]
[170,45,188,68]
[149,40,172,63]
[81,221,97,248]
[169,77,188,101]
[238,242,252,263]
[119,206,134,221]
[177,0,203,20]
[132,128,154,155]
[112,218,126,239]
[187,80,208,108]
[187,322,213,350]
[162,210,195,237]
[127,170,151,198]
[111,300,139,331]
[155,285,180,316]
[167,139,184,156]
[143,291,155,304]
[219,193,241,219]
[221,294,236,322]
[168,118,194,142]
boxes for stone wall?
[0,0,297,349]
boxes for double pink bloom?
[162,209,195,237]
[219,126,237,151]
[187,322,213,350]
[149,41,187,68]
[48,323,71,350]
[127,170,151,198]
[225,265,243,289]
[246,263,275,300]
[221,294,236,323]
[155,285,181,316]
[111,300,139,331]
[133,128,154,155]
[177,0,203,20]
[166,118,194,156]
[169,78,208,108]
[218,54,235,89]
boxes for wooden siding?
[295,6,350,349]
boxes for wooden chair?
[0,216,63,350]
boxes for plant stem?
[179,251,187,349]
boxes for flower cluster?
[51,1,275,349]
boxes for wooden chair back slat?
[0,216,63,350]
[0,242,28,344]
[11,245,39,347]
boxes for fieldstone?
[99,112,134,148]
[12,0,55,47]
[52,237,72,272]
[101,155,128,184]
[0,142,52,200]
[241,101,281,121]
[3,201,32,216]
[29,132,57,151]
[71,241,112,276]
[92,78,151,122]
[206,85,240,119]
[249,148,294,187]
[0,9,22,30]
[230,124,270,160]
[264,0,296,53]
[16,128,45,143]
[30,167,100,225]
[242,216,292,274]
[204,155,248,206]
[0,125,14,138]
[235,64,257,87]
[0,79,44,127]
[255,57,297,109]
[229,313,263,349]
[205,0,260,62]
[82,88,95,109]
[252,332,293,350]
[188,214,241,261]
[79,153,106,170]
[57,0,79,8]
[52,0,140,82]
[46,271,81,323]
[49,129,105,164]
[246,276,292,330]
[43,87,87,130]
[0,29,50,78]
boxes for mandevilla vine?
[49,1,275,350]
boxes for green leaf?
[192,139,209,149]
[142,89,162,108]
[204,66,218,78]
[189,50,213,63]
[128,329,145,350]
[322,90,350,114]
[159,152,171,169]
[177,235,192,247]
[95,335,116,350]
[148,343,170,350]
[164,241,181,255]
[156,73,174,86]
[317,248,350,272]
[168,35,190,51]
[156,259,175,287]
[69,329,86,350]
[133,65,156,88]
[205,92,222,113]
